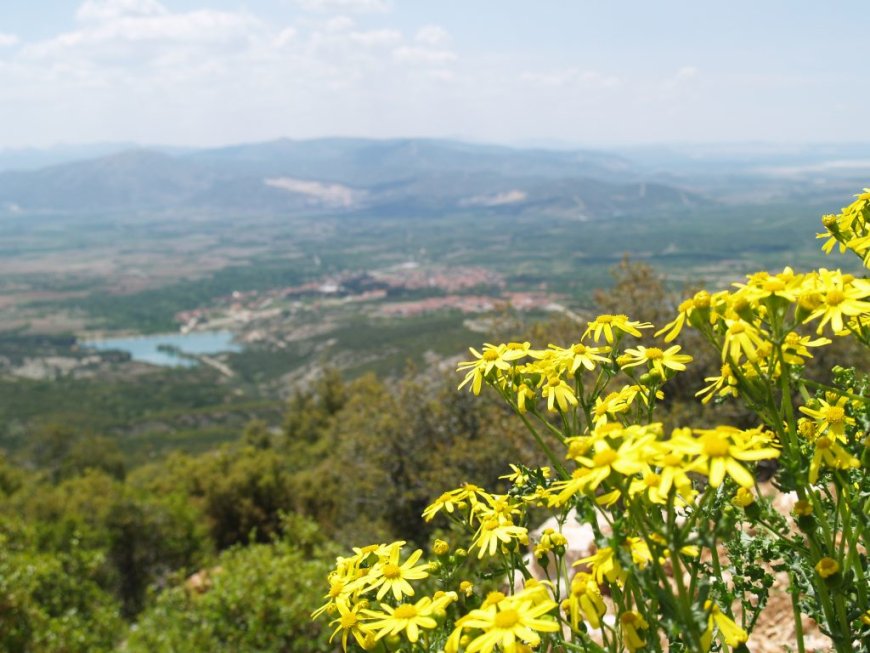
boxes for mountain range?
[0,138,696,218]
[2,138,868,219]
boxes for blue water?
[84,330,241,367]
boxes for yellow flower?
[423,483,487,522]
[364,595,446,644]
[433,539,449,556]
[721,319,768,364]
[731,487,755,508]
[807,435,860,484]
[628,471,669,504]
[562,434,648,495]
[538,341,611,374]
[620,383,664,408]
[620,344,692,378]
[355,546,431,601]
[781,331,831,364]
[799,395,856,440]
[471,516,528,559]
[701,602,748,649]
[695,363,739,404]
[540,375,578,412]
[575,546,625,585]
[590,391,630,427]
[620,610,649,652]
[562,572,606,630]
[815,557,840,579]
[803,268,870,334]
[674,426,780,488]
[625,537,653,569]
[457,343,524,394]
[455,592,559,653]
[655,291,711,343]
[583,314,653,344]
[650,435,696,499]
[329,599,374,652]
[792,499,813,517]
[514,382,537,413]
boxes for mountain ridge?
[0,137,698,217]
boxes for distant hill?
[0,137,703,217]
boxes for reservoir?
[84,330,241,367]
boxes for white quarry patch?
[263,177,364,208]
[461,189,527,207]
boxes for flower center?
[824,406,845,423]
[826,289,845,306]
[382,564,402,579]
[483,350,499,361]
[816,436,832,450]
[482,518,499,531]
[593,449,618,467]
[393,604,418,620]
[644,473,662,488]
[729,322,746,335]
[329,581,345,598]
[596,315,614,324]
[340,612,358,628]
[663,453,682,467]
[702,435,731,457]
[567,439,591,458]
[572,343,587,354]
[693,291,711,308]
[644,347,664,360]
[494,609,520,629]
[763,279,785,292]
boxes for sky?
[0,0,868,149]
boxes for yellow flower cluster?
[314,541,455,651]
[457,315,684,420]
[444,581,559,653]
[656,266,870,408]
[423,484,529,559]
[545,422,778,508]
[818,188,870,266]
[316,187,870,652]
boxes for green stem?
[515,409,569,479]
[788,572,807,653]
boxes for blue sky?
[1,0,867,148]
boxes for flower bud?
[433,539,450,556]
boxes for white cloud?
[324,16,354,32]
[520,68,620,88]
[393,46,457,65]
[0,33,20,47]
[415,25,449,46]
[273,27,297,47]
[293,0,389,13]
[76,0,168,22]
[662,65,699,90]
[22,4,263,64]
[349,29,402,47]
